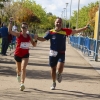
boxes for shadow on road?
[0,64,100,82]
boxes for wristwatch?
[33,39,37,42]
[9,21,12,24]
[35,40,37,42]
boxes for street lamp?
[61,11,64,27]
[66,3,69,28]
[76,0,80,29]
[69,0,72,28]
[61,11,63,18]
[63,8,66,28]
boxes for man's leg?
[50,66,57,90]
[1,38,5,55]
[56,62,64,83]
[56,53,65,83]
[51,66,56,83]
[4,39,9,55]
[49,56,58,90]
[57,62,64,74]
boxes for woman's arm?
[8,17,20,37]
[30,34,37,47]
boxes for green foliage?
[0,4,4,8]
[0,0,98,38]
[0,38,1,43]
[70,1,98,29]
[38,33,45,37]
[23,0,47,24]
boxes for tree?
[0,0,9,22]
[88,2,99,27]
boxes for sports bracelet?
[9,21,12,24]
[33,39,37,42]
[35,40,37,42]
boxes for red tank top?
[14,33,30,57]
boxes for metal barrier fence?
[69,36,100,61]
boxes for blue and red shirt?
[44,28,72,52]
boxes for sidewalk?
[0,41,100,100]
[73,46,100,75]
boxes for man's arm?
[30,35,37,47]
[71,26,88,35]
[37,37,46,41]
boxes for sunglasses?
[21,26,27,29]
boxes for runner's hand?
[9,17,14,22]
[34,34,38,40]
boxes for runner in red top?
[8,17,38,91]
[15,33,30,57]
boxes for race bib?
[20,42,30,49]
[49,50,58,57]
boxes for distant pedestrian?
[37,17,89,90]
[0,22,9,56]
[12,25,18,43]
[8,17,38,91]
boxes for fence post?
[95,1,100,61]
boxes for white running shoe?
[56,72,62,83]
[17,75,21,83]
[20,84,25,91]
[50,82,56,90]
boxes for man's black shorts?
[49,53,65,67]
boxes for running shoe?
[50,82,56,90]
[56,72,62,83]
[20,84,25,91]
[17,75,21,83]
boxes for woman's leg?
[15,61,21,83]
[14,55,22,76]
[15,61,21,75]
[21,58,29,84]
